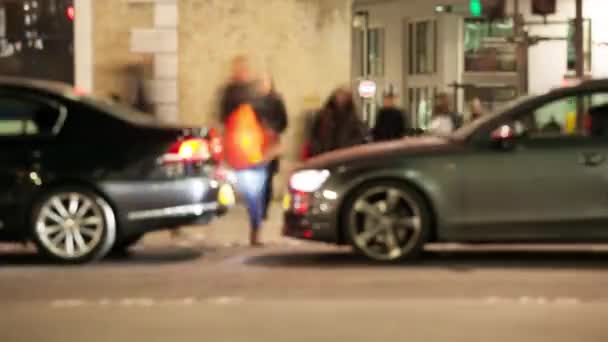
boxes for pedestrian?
[309,86,368,157]
[219,56,282,247]
[470,97,485,122]
[429,93,455,136]
[218,55,257,123]
[372,86,408,141]
[253,72,288,221]
[429,92,462,136]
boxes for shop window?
[464,18,516,72]
[408,86,434,129]
[408,20,436,75]
[358,28,385,77]
[464,86,518,113]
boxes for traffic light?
[531,0,556,16]
[470,0,506,19]
[470,0,482,17]
[482,0,506,20]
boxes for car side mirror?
[490,125,517,150]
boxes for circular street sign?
[358,80,377,99]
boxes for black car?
[0,78,234,263]
[284,79,608,262]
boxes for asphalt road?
[2,208,608,341]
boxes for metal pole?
[575,0,584,79]
[362,13,370,123]
[575,0,584,129]
[513,0,528,95]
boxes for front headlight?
[289,169,331,193]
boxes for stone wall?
[93,0,353,191]
[93,0,155,100]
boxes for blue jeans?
[234,164,268,231]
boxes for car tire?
[31,187,117,264]
[343,181,431,263]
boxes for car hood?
[301,136,454,170]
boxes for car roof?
[0,77,77,97]
[552,78,608,94]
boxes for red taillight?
[303,229,313,239]
[163,138,210,164]
[292,191,310,215]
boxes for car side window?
[510,96,579,139]
[0,97,61,137]
[498,91,608,141]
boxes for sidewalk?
[142,202,294,248]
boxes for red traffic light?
[66,5,75,21]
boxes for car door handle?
[579,152,605,167]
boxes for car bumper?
[283,212,339,243]
[282,191,340,244]
[99,177,234,236]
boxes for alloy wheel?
[348,186,422,261]
[35,192,105,259]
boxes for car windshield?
[450,95,536,140]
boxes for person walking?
[309,86,368,157]
[253,72,288,221]
[469,97,485,122]
[372,87,408,142]
[429,93,456,136]
[219,56,282,247]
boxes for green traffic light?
[470,0,482,17]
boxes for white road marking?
[163,297,196,306]
[555,297,581,305]
[51,299,86,308]
[209,296,244,305]
[484,296,581,305]
[119,298,155,307]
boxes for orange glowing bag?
[223,104,269,170]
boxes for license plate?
[282,193,291,211]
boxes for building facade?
[0,0,75,84]
[352,0,608,128]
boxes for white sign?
[358,80,377,99]
[130,28,178,53]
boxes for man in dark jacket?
[372,89,408,141]
[252,73,289,220]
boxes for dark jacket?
[253,93,289,174]
[372,106,407,141]
[219,81,256,123]
[310,109,368,157]
[253,93,288,134]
